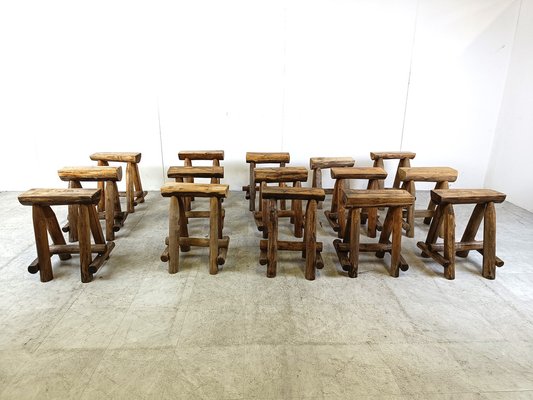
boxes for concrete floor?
[1,190,532,399]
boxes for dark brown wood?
[126,162,135,213]
[304,199,317,280]
[246,152,290,164]
[423,181,448,225]
[209,197,219,275]
[348,208,360,278]
[261,186,326,201]
[87,203,105,245]
[343,189,414,208]
[390,206,402,277]
[105,180,115,240]
[42,206,71,261]
[167,166,224,179]
[443,204,455,280]
[431,189,507,205]
[48,244,108,254]
[19,188,101,206]
[78,204,93,283]
[267,199,278,278]
[331,167,387,180]
[259,241,323,252]
[248,162,257,211]
[32,205,53,282]
[168,196,179,274]
[255,167,308,183]
[456,203,485,257]
[483,202,497,279]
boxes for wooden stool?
[417,189,506,280]
[398,167,458,237]
[18,188,115,283]
[178,150,224,184]
[58,166,125,241]
[325,167,387,238]
[160,183,229,275]
[244,152,290,211]
[309,157,355,209]
[167,165,225,212]
[369,151,416,189]
[333,189,414,278]
[259,186,326,280]
[254,167,308,238]
[89,152,146,214]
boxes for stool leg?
[177,197,190,252]
[373,158,385,189]
[88,204,105,245]
[304,199,317,280]
[313,168,323,209]
[267,199,278,278]
[279,162,286,211]
[424,181,448,225]
[443,204,456,280]
[405,180,415,238]
[32,205,53,282]
[67,180,82,242]
[126,162,135,214]
[209,197,219,275]
[456,203,485,258]
[96,160,107,212]
[168,196,180,274]
[249,162,256,211]
[337,180,347,238]
[348,208,361,278]
[376,207,394,258]
[366,179,379,238]
[105,180,115,241]
[133,162,145,203]
[78,204,93,283]
[293,183,303,238]
[394,158,410,189]
[483,202,497,279]
[42,206,71,261]
[390,206,402,277]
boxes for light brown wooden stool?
[18,188,115,283]
[369,151,416,189]
[259,186,326,280]
[309,157,355,209]
[398,167,458,238]
[254,167,308,238]
[244,152,290,211]
[89,152,146,214]
[160,183,229,275]
[333,189,414,278]
[325,167,388,239]
[58,166,125,241]
[417,189,506,280]
[178,150,224,184]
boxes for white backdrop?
[0,0,525,207]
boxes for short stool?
[244,152,290,211]
[160,183,229,275]
[398,167,458,237]
[18,188,115,283]
[90,152,146,213]
[309,157,355,209]
[369,151,416,189]
[333,189,414,278]
[58,166,125,241]
[325,167,387,238]
[417,189,506,280]
[259,186,326,280]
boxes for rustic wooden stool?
[178,150,224,184]
[369,151,416,189]
[167,165,225,213]
[160,182,229,275]
[417,189,506,280]
[244,152,290,211]
[325,167,388,239]
[18,188,115,283]
[254,167,308,238]
[398,167,458,238]
[89,152,146,214]
[333,189,414,278]
[58,166,125,241]
[259,186,326,280]
[309,157,355,209]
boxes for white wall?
[485,0,533,212]
[0,0,522,194]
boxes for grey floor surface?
[1,190,532,399]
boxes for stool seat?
[399,167,458,182]
[167,166,224,179]
[18,188,101,206]
[343,189,414,208]
[178,150,224,160]
[161,182,229,198]
[246,152,290,164]
[255,167,308,183]
[58,166,122,182]
[90,152,141,163]
[371,151,416,160]
[331,167,387,180]
[432,189,506,205]
[310,157,354,169]
[262,187,326,201]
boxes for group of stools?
[19,150,507,284]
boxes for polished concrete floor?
[1,190,532,399]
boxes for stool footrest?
[260,240,323,252]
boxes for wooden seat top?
[58,166,122,182]
[262,186,326,201]
[431,189,506,205]
[370,151,416,160]
[246,152,290,164]
[178,150,224,160]
[18,188,101,206]
[254,167,308,183]
[331,167,387,180]
[343,189,414,208]
[398,167,458,182]
[90,152,141,163]
[309,157,355,169]
[161,182,228,198]
[167,166,224,179]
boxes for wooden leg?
[177,197,190,252]
[209,197,219,275]
[456,203,485,258]
[42,206,71,261]
[424,181,448,225]
[126,162,135,213]
[304,200,317,280]
[249,162,256,211]
[331,179,340,214]
[443,204,456,280]
[366,179,379,238]
[482,202,497,279]
[348,208,361,278]
[405,180,415,238]
[97,160,107,211]
[337,180,346,238]
[133,162,145,203]
[267,199,278,278]
[390,206,402,277]
[374,158,385,189]
[293,194,303,239]
[32,205,53,282]
[168,196,180,274]
[78,204,93,283]
[376,207,394,258]
[67,180,82,242]
[105,181,114,241]
[88,204,105,245]
[394,158,410,189]
[313,168,323,209]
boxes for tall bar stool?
[369,151,416,189]
[309,157,355,209]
